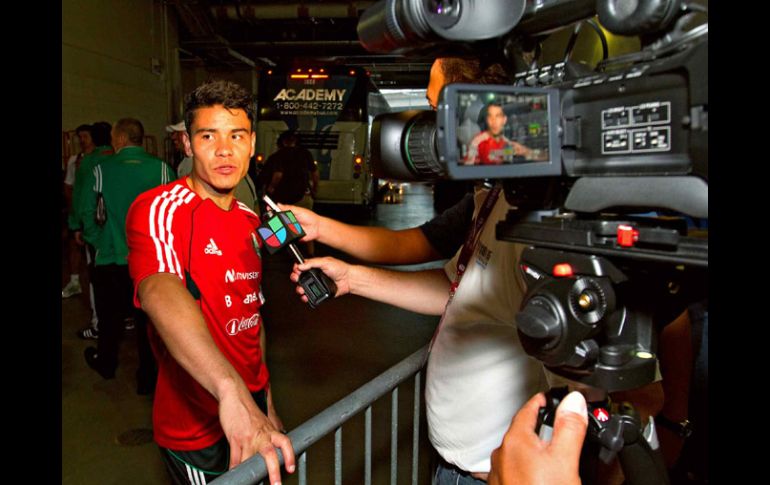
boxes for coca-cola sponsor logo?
[225,312,260,336]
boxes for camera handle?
[538,387,670,485]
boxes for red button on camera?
[617,225,639,247]
[593,408,610,422]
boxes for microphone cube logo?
[257,210,306,255]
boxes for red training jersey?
[463,132,514,165]
[126,178,268,450]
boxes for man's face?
[171,131,185,151]
[426,59,446,111]
[184,104,255,194]
[486,105,507,137]
[77,131,94,152]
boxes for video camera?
[358,1,707,482]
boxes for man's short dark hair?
[439,57,509,85]
[277,130,299,147]
[114,118,145,146]
[184,80,255,136]
[91,121,112,147]
[75,124,92,135]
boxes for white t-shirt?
[425,187,548,473]
[64,155,79,186]
[176,156,193,178]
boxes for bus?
[256,66,377,207]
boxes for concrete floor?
[62,183,444,485]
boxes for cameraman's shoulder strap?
[453,183,502,286]
[426,183,502,358]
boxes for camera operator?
[288,56,549,483]
[287,54,667,483]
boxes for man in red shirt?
[463,102,532,165]
[126,80,295,485]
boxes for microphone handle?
[288,243,305,264]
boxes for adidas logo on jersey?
[205,238,222,256]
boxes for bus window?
[256,66,377,207]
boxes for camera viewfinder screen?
[456,91,550,166]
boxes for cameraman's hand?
[488,391,588,485]
[290,257,351,302]
[278,203,321,242]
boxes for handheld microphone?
[258,196,338,309]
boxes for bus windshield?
[257,66,376,206]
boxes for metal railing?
[211,344,429,485]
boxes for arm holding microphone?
[279,203,443,264]
[290,257,450,316]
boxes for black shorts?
[159,389,267,485]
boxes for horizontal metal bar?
[211,343,429,484]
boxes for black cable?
[563,21,583,63]
[586,18,610,61]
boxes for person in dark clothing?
[260,131,318,208]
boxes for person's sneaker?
[84,347,115,379]
[77,326,99,340]
[61,280,82,298]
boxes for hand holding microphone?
[259,195,338,308]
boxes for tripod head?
[498,213,707,392]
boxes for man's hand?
[74,230,85,246]
[278,204,321,242]
[290,257,351,302]
[488,391,588,485]
[218,385,295,485]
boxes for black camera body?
[360,0,707,390]
[359,1,706,481]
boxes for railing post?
[391,387,398,485]
[335,427,342,485]
[365,405,372,485]
[412,371,421,485]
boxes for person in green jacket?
[81,117,175,395]
[68,121,114,340]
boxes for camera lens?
[428,0,462,28]
[370,110,444,181]
[357,0,433,53]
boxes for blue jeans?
[433,460,487,485]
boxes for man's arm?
[462,134,481,165]
[137,273,295,482]
[291,257,450,315]
[309,168,319,198]
[279,204,443,265]
[80,165,102,246]
[267,171,283,196]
